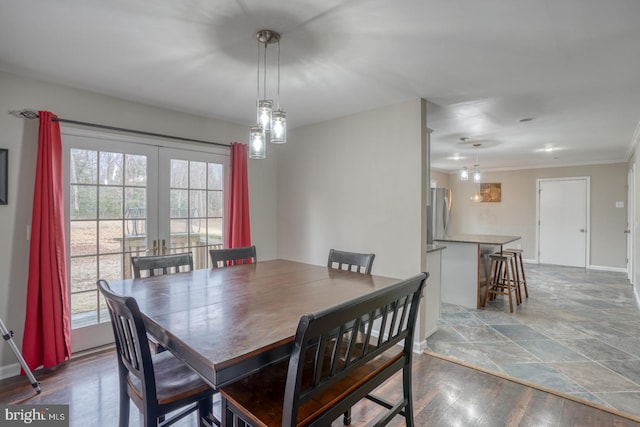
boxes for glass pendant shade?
[257,100,273,131]
[249,126,266,159]
[460,167,469,181]
[473,169,481,183]
[471,192,482,202]
[270,109,287,144]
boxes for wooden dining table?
[107,259,401,388]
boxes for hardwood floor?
[1,348,638,426]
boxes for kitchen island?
[434,234,520,309]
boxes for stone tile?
[471,309,521,325]
[604,360,640,386]
[474,342,540,365]
[440,311,484,325]
[602,337,640,358]
[550,361,640,393]
[559,338,638,362]
[426,341,500,372]
[490,324,548,341]
[500,362,589,394]
[450,325,510,343]
[426,324,467,344]
[515,340,589,363]
[526,322,592,340]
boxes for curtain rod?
[8,109,230,149]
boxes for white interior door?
[538,178,589,267]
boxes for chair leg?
[403,364,414,427]
[518,254,529,298]
[118,392,130,427]
[343,409,351,425]
[198,396,215,427]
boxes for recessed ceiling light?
[519,117,535,122]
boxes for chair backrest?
[327,249,375,274]
[131,252,193,278]
[282,272,428,426]
[209,246,256,269]
[97,279,158,404]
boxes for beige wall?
[277,99,426,279]
[446,163,627,268]
[0,71,278,369]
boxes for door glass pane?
[68,148,149,329]
[168,157,225,269]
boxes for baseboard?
[588,265,627,273]
[523,259,627,274]
[0,362,20,380]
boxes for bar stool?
[502,248,529,301]
[484,253,519,313]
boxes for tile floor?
[426,263,640,419]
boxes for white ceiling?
[1,0,639,172]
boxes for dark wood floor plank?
[1,348,638,427]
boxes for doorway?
[62,128,229,352]
[537,177,590,267]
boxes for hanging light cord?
[276,40,281,109]
[256,41,260,103]
[263,41,268,100]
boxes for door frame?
[536,177,590,267]
[61,126,229,353]
[628,165,635,284]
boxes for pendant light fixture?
[472,143,481,183]
[470,143,482,202]
[249,30,287,159]
[460,167,469,181]
[459,137,469,180]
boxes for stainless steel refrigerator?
[427,188,452,243]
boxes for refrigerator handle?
[442,196,449,232]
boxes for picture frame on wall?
[480,182,501,202]
[0,149,7,205]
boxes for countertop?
[434,234,520,246]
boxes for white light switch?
[615,201,624,208]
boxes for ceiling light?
[249,29,287,159]
[460,166,469,181]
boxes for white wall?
[277,99,426,279]
[447,163,627,269]
[0,71,278,370]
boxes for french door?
[62,128,228,352]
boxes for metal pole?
[0,317,41,394]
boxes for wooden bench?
[220,272,428,426]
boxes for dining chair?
[327,249,375,274]
[209,246,256,269]
[219,272,428,426]
[327,248,375,424]
[131,252,194,278]
[97,279,218,427]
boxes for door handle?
[162,239,167,255]
[579,229,586,233]
[624,229,631,234]
[151,239,158,255]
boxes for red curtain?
[225,142,251,249]
[21,111,71,372]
